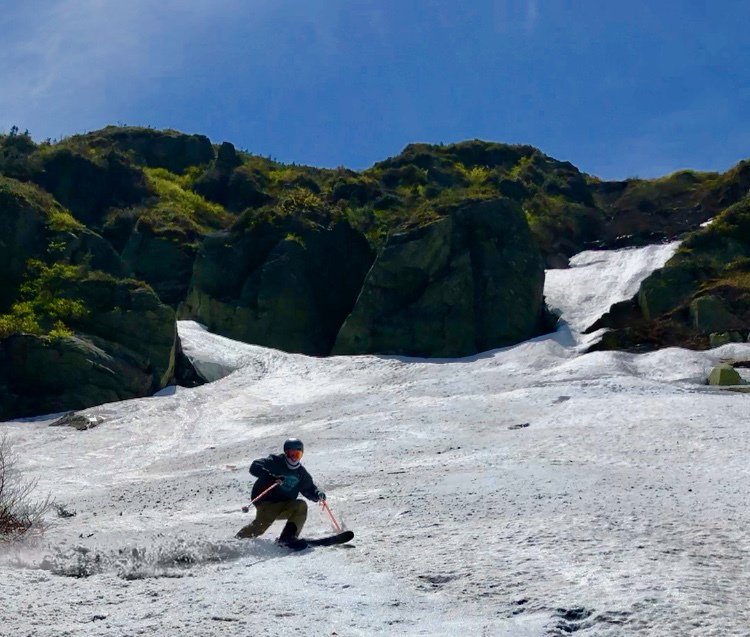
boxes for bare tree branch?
[0,434,51,539]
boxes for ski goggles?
[285,449,303,461]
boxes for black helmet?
[283,438,304,452]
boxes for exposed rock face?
[31,148,148,227]
[1,335,135,416]
[0,178,177,420]
[121,219,197,306]
[8,124,750,413]
[180,217,374,355]
[0,179,49,309]
[1,175,125,293]
[60,229,125,276]
[0,178,125,297]
[333,198,546,357]
[193,145,271,212]
[71,282,176,386]
[690,295,745,333]
[638,263,702,321]
[0,281,176,420]
[592,176,709,247]
[85,127,215,173]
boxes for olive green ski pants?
[236,499,308,539]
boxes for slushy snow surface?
[2,244,750,636]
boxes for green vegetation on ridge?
[140,167,232,239]
[2,124,750,353]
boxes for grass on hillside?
[141,167,233,238]
[0,177,83,233]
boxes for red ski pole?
[241,481,279,512]
[321,500,342,532]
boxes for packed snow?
[1,244,749,636]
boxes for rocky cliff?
[1,125,749,418]
[334,198,547,357]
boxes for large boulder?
[1,334,151,418]
[707,363,742,386]
[638,263,701,321]
[690,295,744,333]
[180,217,374,355]
[333,198,546,357]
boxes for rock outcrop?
[31,148,148,228]
[193,143,272,212]
[4,124,750,417]
[0,178,50,309]
[81,127,215,174]
[120,219,198,306]
[0,280,176,420]
[0,178,177,420]
[589,198,750,352]
[333,198,547,357]
[180,215,374,355]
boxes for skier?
[236,438,326,548]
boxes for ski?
[278,537,309,551]
[301,530,354,547]
[276,530,354,551]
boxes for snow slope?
[1,245,749,636]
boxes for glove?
[315,489,326,502]
[269,474,284,484]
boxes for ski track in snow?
[2,244,750,636]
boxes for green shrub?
[457,164,491,187]
[0,261,90,339]
[0,302,41,338]
[0,129,36,178]
[278,187,326,218]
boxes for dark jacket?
[250,453,320,505]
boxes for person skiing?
[236,438,326,548]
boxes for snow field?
[1,243,749,636]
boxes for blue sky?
[1,0,749,180]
